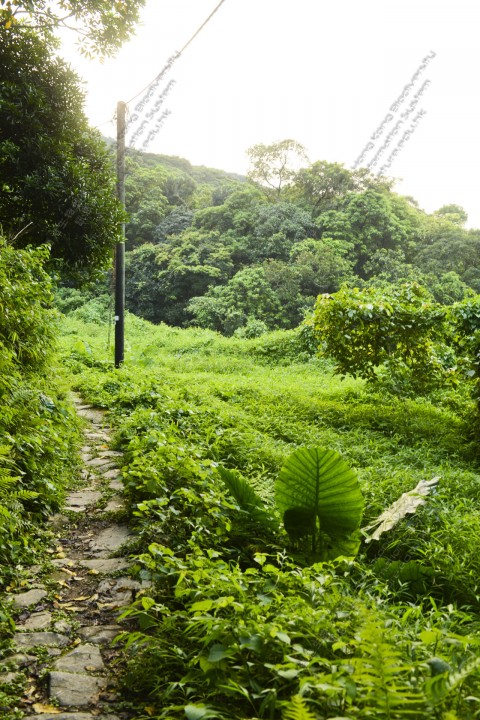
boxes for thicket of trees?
[106,140,480,336]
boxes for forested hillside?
[61,140,480,336]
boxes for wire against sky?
[94,0,228,132]
[126,0,227,107]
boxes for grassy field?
[59,310,480,719]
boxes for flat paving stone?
[17,611,52,631]
[49,671,106,707]
[97,450,122,458]
[101,469,122,480]
[11,588,47,608]
[0,671,23,684]
[4,653,37,668]
[51,557,76,568]
[86,457,116,469]
[24,715,120,720]
[78,625,122,645]
[78,557,129,573]
[65,490,102,510]
[76,408,106,424]
[97,577,150,607]
[13,632,70,650]
[53,643,104,673]
[103,496,126,513]
[84,431,110,441]
[54,619,73,635]
[88,525,131,556]
[97,577,144,594]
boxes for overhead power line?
[94,0,228,131]
[125,0,228,106]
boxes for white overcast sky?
[61,0,480,228]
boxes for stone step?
[49,671,106,707]
[16,610,52,631]
[11,587,47,608]
[24,715,121,720]
[53,643,105,673]
[65,490,102,511]
[77,558,130,573]
[88,525,131,556]
[78,625,122,645]
[3,395,134,718]
[13,631,70,650]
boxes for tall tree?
[246,139,308,199]
[292,160,393,215]
[0,26,124,279]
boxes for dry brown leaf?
[32,703,62,713]
[363,476,440,542]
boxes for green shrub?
[0,238,79,586]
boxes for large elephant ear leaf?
[275,448,364,547]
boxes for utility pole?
[115,100,126,368]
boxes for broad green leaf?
[190,599,214,613]
[239,634,262,652]
[141,596,156,611]
[185,704,215,720]
[207,643,231,663]
[275,448,364,551]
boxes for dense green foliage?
[313,283,453,395]
[60,313,480,719]
[0,238,79,587]
[59,142,479,336]
[1,0,146,57]
[0,26,124,279]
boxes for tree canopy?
[1,0,146,57]
[0,26,124,279]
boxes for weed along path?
[1,397,148,720]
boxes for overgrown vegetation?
[60,139,480,337]
[0,238,79,588]
[60,312,480,719]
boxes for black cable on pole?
[93,0,228,131]
[114,101,126,368]
[125,0,228,107]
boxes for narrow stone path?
[1,396,147,720]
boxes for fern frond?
[282,695,317,720]
[426,656,480,705]
[0,505,12,520]
[217,466,276,529]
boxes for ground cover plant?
[59,310,480,719]
[0,239,80,588]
